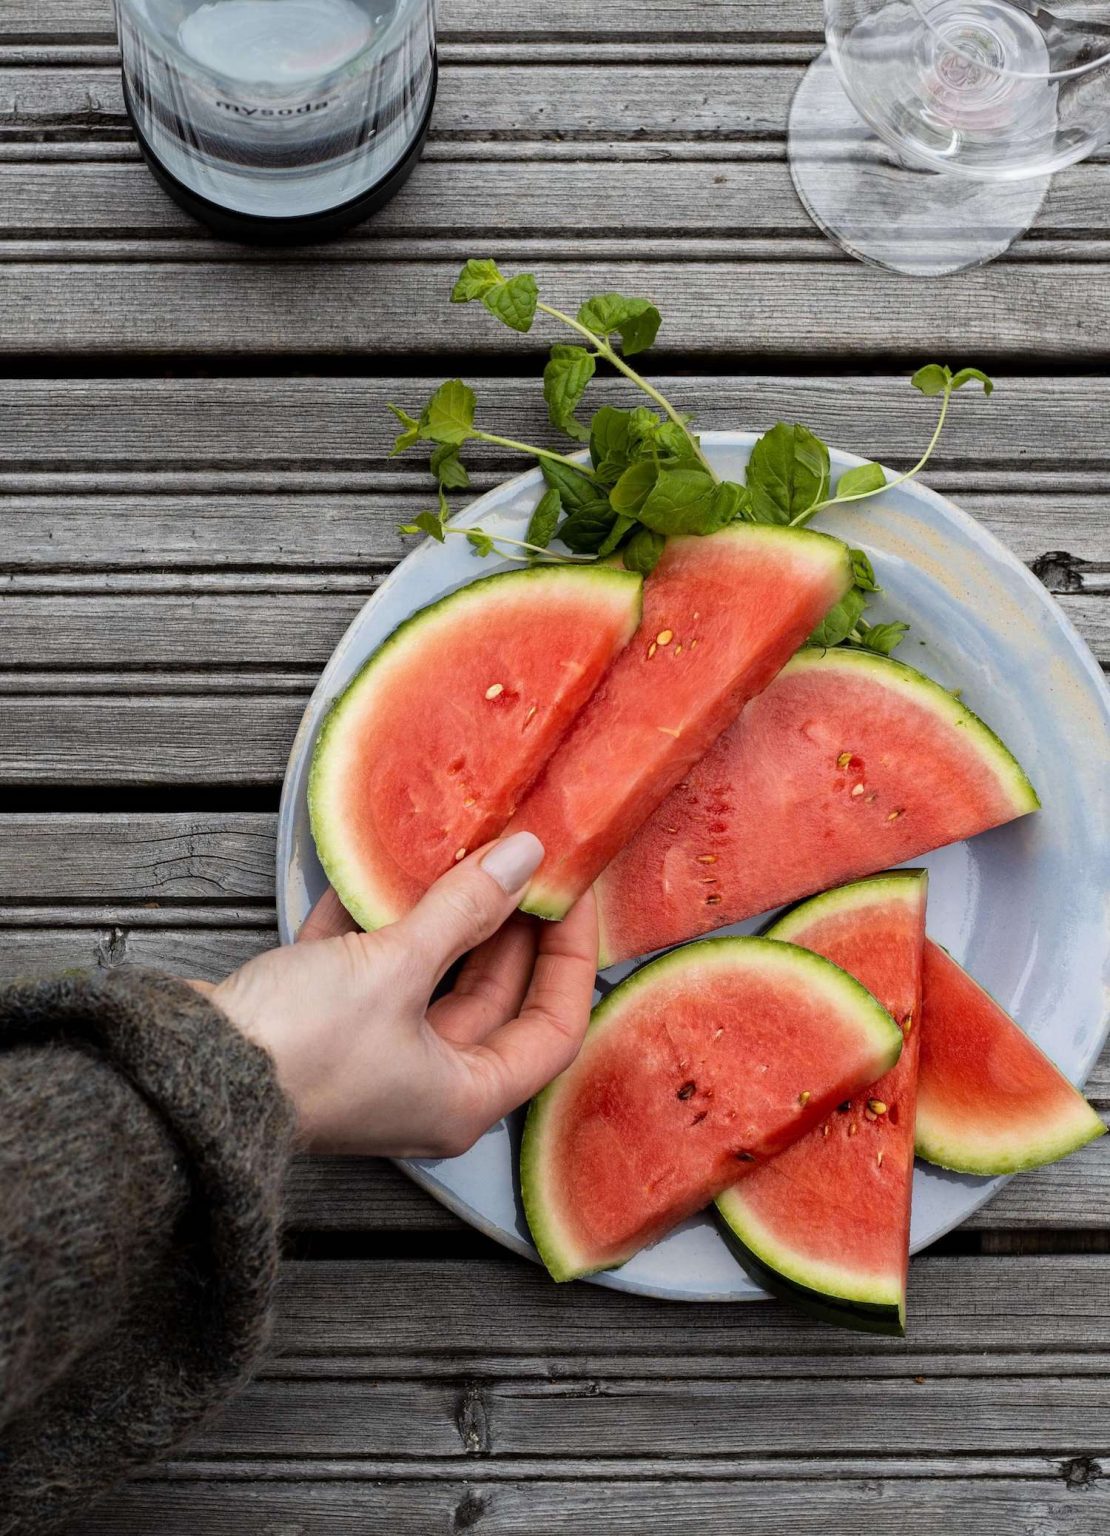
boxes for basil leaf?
[746,422,829,525]
[597,513,635,558]
[421,379,476,446]
[852,619,909,655]
[482,271,538,334]
[651,420,702,467]
[451,258,503,303]
[466,529,495,557]
[540,456,603,511]
[837,461,886,500]
[577,293,662,355]
[544,344,596,442]
[911,363,951,397]
[589,405,634,481]
[950,366,994,395]
[387,403,421,455]
[808,587,867,648]
[526,486,562,550]
[558,499,618,553]
[430,442,469,490]
[622,526,666,575]
[849,547,880,592]
[399,509,447,543]
[637,467,739,537]
[609,458,658,515]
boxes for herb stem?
[793,383,953,525]
[450,528,594,562]
[535,300,719,482]
[472,428,597,476]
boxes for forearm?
[0,969,295,1534]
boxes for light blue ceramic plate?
[277,433,1110,1302]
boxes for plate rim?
[276,430,1110,1303]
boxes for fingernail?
[481,831,544,893]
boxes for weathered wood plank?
[0,924,275,980]
[272,1255,1110,1357]
[65,1471,1110,1536]
[3,590,1104,669]
[1,261,1107,358]
[3,1,827,44]
[4,159,1110,245]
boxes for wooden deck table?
[2,1,1108,1530]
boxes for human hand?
[205,833,598,1156]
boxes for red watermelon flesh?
[596,646,1039,966]
[506,525,853,921]
[309,565,642,931]
[716,872,926,1333]
[520,935,903,1282]
[916,940,1105,1175]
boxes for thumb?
[391,831,545,986]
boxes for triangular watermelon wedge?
[596,646,1039,966]
[916,940,1105,1174]
[310,565,642,930]
[506,525,854,920]
[521,934,903,1281]
[716,872,927,1336]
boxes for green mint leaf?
[421,379,476,446]
[622,526,666,575]
[837,461,886,500]
[626,405,663,455]
[482,271,538,334]
[911,363,952,397]
[746,422,829,524]
[558,499,617,554]
[466,529,495,557]
[540,456,603,512]
[651,420,703,467]
[387,402,421,455]
[808,587,868,648]
[949,366,994,396]
[711,479,749,524]
[429,442,469,490]
[451,258,503,302]
[637,467,739,537]
[597,513,635,558]
[544,344,596,442]
[852,618,910,655]
[609,458,659,516]
[589,405,634,482]
[399,509,447,543]
[849,547,880,592]
[526,486,562,550]
[576,293,661,356]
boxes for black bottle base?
[122,63,437,247]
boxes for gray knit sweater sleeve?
[0,969,296,1534]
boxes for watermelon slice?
[506,525,854,921]
[916,940,1105,1174]
[521,935,903,1282]
[310,565,642,931]
[596,646,1039,966]
[716,872,927,1335]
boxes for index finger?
[463,888,599,1118]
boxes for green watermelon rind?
[595,645,1039,968]
[309,564,643,934]
[520,524,856,923]
[915,950,1106,1176]
[521,933,904,1284]
[712,873,928,1337]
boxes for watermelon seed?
[851,783,866,797]
[887,808,905,821]
[838,1101,851,1113]
[691,1110,708,1125]
[463,797,476,808]
[690,639,698,649]
[675,645,684,656]
[877,1150,884,1167]
[712,1028,724,1040]
[693,611,701,621]
[705,894,722,905]
[658,726,681,738]
[848,1123,859,1137]
[822,1124,830,1137]
[902,1012,914,1034]
[647,642,658,659]
[523,705,537,726]
[454,847,467,862]
[868,1099,888,1116]
[867,792,878,803]
[864,1108,877,1121]
[798,1091,811,1107]
[836,751,852,768]
[484,683,504,700]
[677,1081,696,1100]
[734,1150,756,1161]
[656,629,674,646]
[696,854,718,864]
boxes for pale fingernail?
[481,831,544,893]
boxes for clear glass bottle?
[114,0,437,242]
